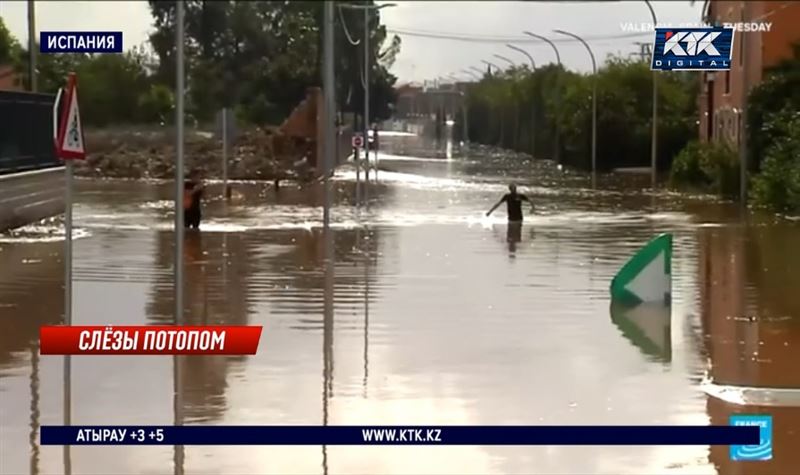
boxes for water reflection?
[609,302,671,363]
[506,222,522,256]
[148,230,254,422]
[29,343,40,475]
[4,132,800,473]
[321,224,334,475]
[698,223,800,474]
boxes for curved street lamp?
[506,44,536,70]
[481,60,505,146]
[461,69,481,80]
[554,28,597,184]
[493,54,516,69]
[506,44,537,158]
[469,66,485,76]
[524,31,562,164]
[481,60,503,74]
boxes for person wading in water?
[183,169,205,229]
[486,183,534,222]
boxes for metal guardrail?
[0,90,60,175]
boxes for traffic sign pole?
[54,72,86,475]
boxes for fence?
[0,90,60,175]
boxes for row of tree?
[460,57,699,172]
[0,1,401,128]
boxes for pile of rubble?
[75,126,315,181]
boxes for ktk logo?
[663,30,722,56]
[651,27,733,71]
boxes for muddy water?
[1,134,799,474]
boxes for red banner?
[39,326,262,355]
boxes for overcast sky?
[0,1,704,82]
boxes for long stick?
[28,0,37,92]
[174,2,185,474]
[222,108,229,199]
[363,7,371,198]
[62,159,72,475]
[323,0,334,228]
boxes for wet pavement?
[1,131,799,474]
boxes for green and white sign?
[610,233,672,306]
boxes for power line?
[385,28,652,44]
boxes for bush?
[669,140,739,196]
[751,110,800,213]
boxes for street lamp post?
[554,29,597,185]
[523,31,562,164]
[323,1,335,227]
[461,69,481,81]
[493,54,515,69]
[644,0,658,189]
[27,0,36,92]
[506,44,537,158]
[482,60,505,147]
[494,54,520,150]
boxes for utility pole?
[644,0,659,190]
[323,0,335,228]
[27,0,37,92]
[739,13,749,206]
[363,7,371,189]
[523,31,562,164]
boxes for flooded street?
[1,133,799,474]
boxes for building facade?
[0,65,23,91]
[698,1,800,147]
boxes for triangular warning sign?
[56,73,86,160]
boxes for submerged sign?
[610,233,672,306]
[651,27,733,71]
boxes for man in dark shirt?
[183,169,205,229]
[486,184,534,222]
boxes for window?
[725,71,731,94]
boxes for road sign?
[55,74,85,160]
[352,134,364,149]
[610,233,672,306]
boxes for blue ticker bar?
[40,425,760,446]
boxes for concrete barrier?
[0,166,65,232]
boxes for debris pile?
[76,126,315,181]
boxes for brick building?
[0,65,23,91]
[698,1,800,147]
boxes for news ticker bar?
[39,326,262,355]
[41,425,759,446]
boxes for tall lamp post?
[644,0,658,189]
[494,54,521,150]
[523,31,562,164]
[482,60,505,146]
[493,54,516,69]
[506,43,537,158]
[461,69,481,81]
[554,29,597,185]
[27,0,36,92]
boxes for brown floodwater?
[1,132,799,474]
